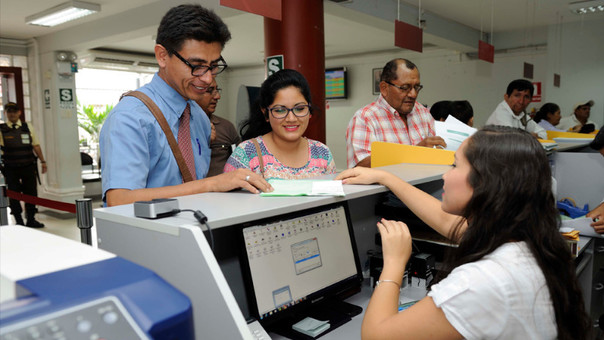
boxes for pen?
[196,138,201,155]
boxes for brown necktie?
[178,103,197,180]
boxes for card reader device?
[133,198,180,219]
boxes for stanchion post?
[0,184,9,226]
[76,198,93,245]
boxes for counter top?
[94,163,451,230]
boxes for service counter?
[94,163,450,339]
[94,158,601,339]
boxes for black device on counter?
[369,251,435,288]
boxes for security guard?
[1,102,47,228]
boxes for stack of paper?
[434,115,477,151]
[538,139,558,151]
[560,217,603,238]
[260,179,345,197]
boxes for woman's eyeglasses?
[267,104,311,119]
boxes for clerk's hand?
[377,219,412,266]
[417,136,446,149]
[336,167,387,185]
[586,202,604,234]
[208,169,273,194]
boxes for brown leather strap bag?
[251,138,265,178]
[121,91,194,182]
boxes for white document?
[434,115,477,151]
[311,180,345,196]
[261,179,345,197]
[560,217,603,238]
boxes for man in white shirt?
[485,79,547,139]
[556,100,596,132]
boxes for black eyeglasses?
[205,87,222,95]
[167,48,228,77]
[385,81,423,93]
[267,104,311,119]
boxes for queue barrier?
[0,185,94,245]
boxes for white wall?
[218,19,604,171]
[545,19,604,126]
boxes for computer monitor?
[325,67,348,99]
[240,203,363,338]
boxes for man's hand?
[208,169,273,194]
[417,136,447,149]
[586,202,604,234]
[355,156,371,168]
[569,124,582,133]
[210,122,216,142]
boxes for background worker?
[557,100,596,133]
[485,79,547,139]
[196,79,241,177]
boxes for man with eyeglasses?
[196,79,241,177]
[100,4,271,206]
[485,79,547,139]
[346,58,446,168]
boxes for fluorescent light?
[26,1,100,27]
[569,0,604,14]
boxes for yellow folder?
[371,142,454,168]
[546,130,595,140]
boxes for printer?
[0,225,194,339]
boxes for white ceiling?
[1,0,602,68]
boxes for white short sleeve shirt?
[428,242,557,339]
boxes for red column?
[264,0,325,143]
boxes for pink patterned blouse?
[223,136,336,180]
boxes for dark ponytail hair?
[434,125,591,340]
[240,69,313,140]
[534,103,560,123]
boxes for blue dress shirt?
[100,74,211,200]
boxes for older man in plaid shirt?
[346,59,445,168]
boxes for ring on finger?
[245,175,250,182]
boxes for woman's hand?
[336,167,388,185]
[377,219,412,268]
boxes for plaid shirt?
[346,95,435,168]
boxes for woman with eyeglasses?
[224,69,336,179]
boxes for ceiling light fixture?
[26,1,100,27]
[568,0,604,14]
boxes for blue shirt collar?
[149,73,196,120]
